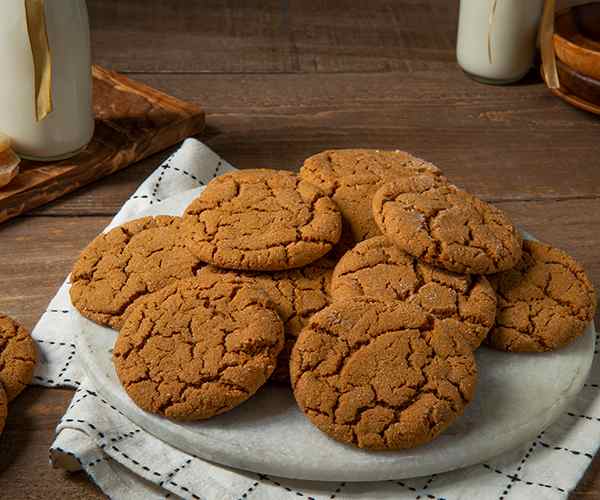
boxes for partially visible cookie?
[197,254,335,383]
[113,276,284,420]
[299,149,445,243]
[331,236,497,349]
[70,216,204,330]
[291,299,477,450]
[183,169,342,271]
[487,240,596,352]
[372,176,522,274]
[0,314,37,401]
[0,384,6,435]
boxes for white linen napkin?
[32,138,600,500]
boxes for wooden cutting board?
[0,65,205,224]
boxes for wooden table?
[0,1,598,498]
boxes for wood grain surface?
[0,66,205,224]
[0,1,598,498]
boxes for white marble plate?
[74,188,596,482]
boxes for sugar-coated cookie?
[0,314,36,401]
[487,240,596,352]
[291,299,477,450]
[113,276,284,420]
[372,176,522,274]
[184,169,342,271]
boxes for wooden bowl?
[541,65,600,116]
[554,2,600,81]
[556,59,600,106]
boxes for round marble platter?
[75,187,596,482]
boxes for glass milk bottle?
[0,0,94,161]
[456,0,544,84]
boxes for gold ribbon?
[487,0,498,65]
[24,0,53,121]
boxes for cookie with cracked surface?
[197,255,335,383]
[372,176,522,274]
[487,240,596,352]
[183,169,342,271]
[290,299,477,450]
[331,236,497,350]
[299,149,445,243]
[113,276,284,420]
[0,383,6,435]
[70,215,205,330]
[0,314,37,401]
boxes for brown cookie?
[372,176,522,274]
[291,299,477,450]
[487,240,597,352]
[0,314,37,401]
[70,216,204,330]
[183,169,342,271]
[197,254,335,383]
[299,149,445,243]
[331,236,497,349]
[0,384,6,435]
[113,276,284,420]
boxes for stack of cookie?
[69,150,596,452]
[291,150,596,451]
[71,169,342,420]
[0,314,38,436]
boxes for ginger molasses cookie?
[0,314,37,401]
[291,299,477,450]
[113,276,284,420]
[0,384,7,435]
[487,240,596,352]
[331,236,496,349]
[198,255,335,383]
[183,169,342,271]
[372,176,522,274]
[70,215,204,330]
[299,149,445,243]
